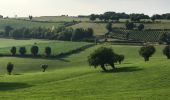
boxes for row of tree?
[90,12,170,22]
[3,26,94,41]
[10,46,52,56]
[88,45,170,71]
[125,21,145,30]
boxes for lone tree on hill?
[10,46,17,56]
[45,47,51,56]
[41,64,48,72]
[139,45,156,62]
[31,46,39,56]
[19,47,27,56]
[88,47,124,71]
[163,45,170,59]
[7,62,14,75]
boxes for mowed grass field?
[0,39,90,55]
[0,39,170,99]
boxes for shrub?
[41,64,48,72]
[10,46,16,56]
[139,45,156,61]
[163,45,170,59]
[31,46,39,56]
[45,47,52,56]
[7,62,14,75]
[19,47,27,56]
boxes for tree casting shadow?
[0,82,32,91]
[102,66,143,73]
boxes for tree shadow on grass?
[0,82,32,91]
[15,57,70,62]
[13,74,23,75]
[102,66,143,73]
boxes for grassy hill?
[0,39,170,99]
[0,19,64,32]
[22,16,89,22]
[0,39,90,55]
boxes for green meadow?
[0,38,169,100]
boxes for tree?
[4,25,13,36]
[126,33,130,40]
[125,21,135,30]
[7,62,14,75]
[116,55,125,64]
[29,15,33,20]
[106,22,112,33]
[151,16,156,22]
[41,64,48,72]
[45,47,51,56]
[88,47,123,71]
[159,33,170,44]
[89,14,96,21]
[138,24,144,31]
[139,45,156,61]
[163,45,170,59]
[31,46,39,56]
[19,47,27,56]
[86,28,94,37]
[10,46,17,56]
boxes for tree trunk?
[119,61,121,64]
[110,63,115,70]
[144,57,149,62]
[167,56,170,59]
[101,64,107,71]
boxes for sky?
[0,0,170,17]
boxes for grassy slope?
[0,40,90,55]
[0,42,170,100]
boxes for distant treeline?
[0,26,94,41]
[89,12,170,22]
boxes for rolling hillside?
[0,39,170,99]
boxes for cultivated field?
[71,22,170,36]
